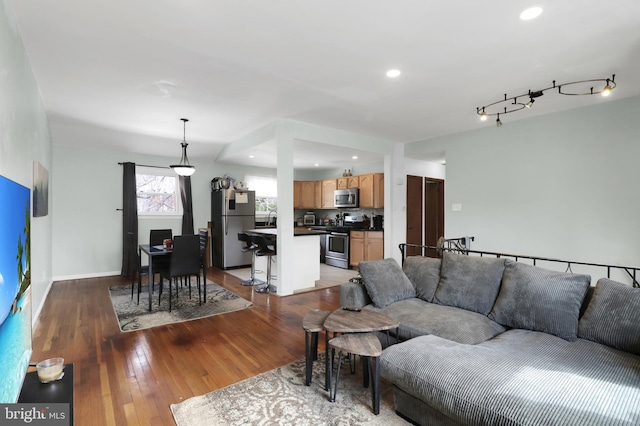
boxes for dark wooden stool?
[302,309,331,386]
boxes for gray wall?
[51,144,276,278]
[0,1,54,320]
[407,95,640,282]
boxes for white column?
[275,127,295,295]
[384,142,406,265]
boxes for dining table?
[138,244,172,311]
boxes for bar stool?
[252,235,277,293]
[237,233,265,286]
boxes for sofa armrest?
[340,281,372,307]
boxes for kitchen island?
[246,227,328,293]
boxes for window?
[136,166,182,217]
[245,175,277,221]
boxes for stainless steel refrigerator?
[211,189,256,269]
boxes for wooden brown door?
[406,175,423,256]
[424,178,444,258]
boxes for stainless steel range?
[324,214,366,269]
[326,230,350,268]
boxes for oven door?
[326,232,349,269]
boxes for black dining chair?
[129,232,149,305]
[199,229,208,302]
[157,234,201,311]
[149,229,172,290]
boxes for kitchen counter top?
[245,227,323,293]
[247,227,329,236]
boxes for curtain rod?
[118,162,170,169]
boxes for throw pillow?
[578,278,640,355]
[403,256,441,302]
[433,252,506,315]
[359,258,416,308]
[488,260,590,341]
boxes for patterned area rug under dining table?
[109,280,252,332]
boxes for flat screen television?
[0,175,32,403]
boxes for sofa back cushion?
[359,258,416,308]
[578,278,640,355]
[488,260,590,341]
[433,252,506,315]
[402,256,441,302]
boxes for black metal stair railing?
[399,242,640,288]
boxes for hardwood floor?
[31,268,341,425]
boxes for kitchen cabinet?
[321,179,337,208]
[350,231,384,268]
[294,181,301,208]
[294,180,322,209]
[295,173,381,210]
[358,173,384,208]
[304,181,320,209]
[337,176,359,189]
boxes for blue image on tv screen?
[0,175,32,403]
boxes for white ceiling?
[8,1,640,170]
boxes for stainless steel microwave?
[334,188,359,208]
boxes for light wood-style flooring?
[30,268,342,425]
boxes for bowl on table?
[36,357,64,383]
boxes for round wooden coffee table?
[323,307,399,410]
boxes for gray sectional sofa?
[340,252,640,426]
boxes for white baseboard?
[32,279,53,329]
[52,270,122,282]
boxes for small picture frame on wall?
[33,161,49,217]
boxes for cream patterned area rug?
[109,281,252,332]
[171,353,411,426]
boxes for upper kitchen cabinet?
[294,180,321,209]
[359,173,384,208]
[337,176,359,189]
[321,179,337,208]
[294,180,301,208]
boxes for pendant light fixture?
[170,118,195,176]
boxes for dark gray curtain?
[121,162,138,276]
[180,175,194,235]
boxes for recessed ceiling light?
[314,163,319,167]
[249,155,255,159]
[520,6,543,20]
[352,156,358,160]
[386,69,401,78]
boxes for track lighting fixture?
[476,74,616,126]
[170,118,196,176]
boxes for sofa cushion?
[402,256,441,302]
[578,278,640,355]
[488,260,590,341]
[433,252,506,315]
[366,298,505,344]
[359,258,416,308]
